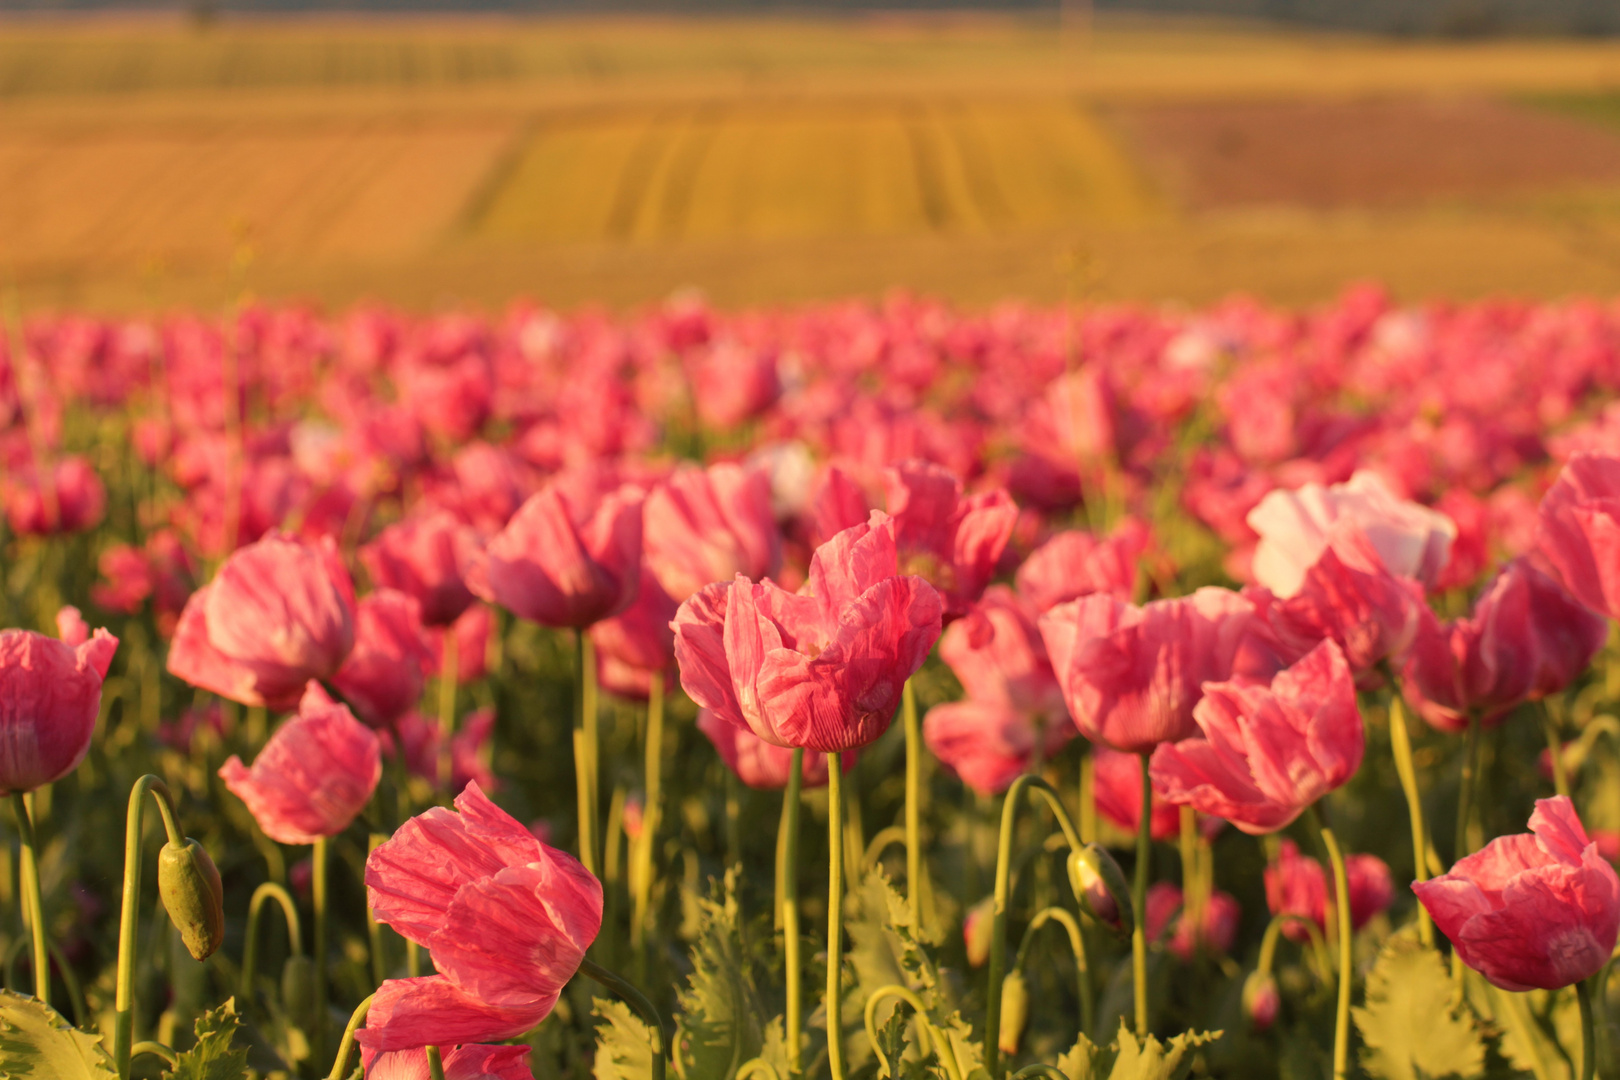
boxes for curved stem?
[1132,753,1152,1034]
[579,956,667,1080]
[241,882,303,999]
[1316,815,1353,1080]
[1579,977,1598,1080]
[862,826,908,875]
[903,677,924,924]
[1386,692,1434,947]
[130,1041,178,1067]
[114,775,185,1080]
[737,1060,784,1080]
[985,773,1086,1078]
[426,1046,448,1080]
[11,793,48,1006]
[827,752,848,1080]
[632,671,665,960]
[312,835,330,1069]
[1256,913,1332,987]
[1012,906,1092,1039]
[326,993,374,1080]
[782,748,804,1076]
[863,984,961,1080]
[574,628,600,877]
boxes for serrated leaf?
[1353,934,1486,1080]
[593,998,655,1080]
[163,998,249,1080]
[1056,1032,1110,1079]
[1106,1021,1222,1080]
[0,990,117,1080]
[672,870,769,1079]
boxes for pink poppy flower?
[394,707,498,794]
[1537,452,1620,619]
[1143,882,1242,962]
[1402,558,1607,734]
[5,456,106,536]
[91,543,156,615]
[1014,520,1148,613]
[672,511,942,754]
[430,603,494,687]
[1415,796,1620,991]
[360,782,602,1051]
[1039,586,1263,754]
[1150,641,1362,835]
[55,605,88,646]
[360,509,479,628]
[218,689,381,845]
[1091,746,1221,844]
[644,462,781,603]
[0,627,118,794]
[696,709,845,790]
[167,533,357,711]
[1265,840,1393,941]
[885,460,1018,623]
[1247,470,1455,600]
[589,563,677,701]
[361,1044,532,1080]
[332,590,434,730]
[465,477,643,629]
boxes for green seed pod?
[1067,843,1135,939]
[157,838,225,961]
[998,970,1030,1055]
[281,954,317,1030]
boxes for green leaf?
[593,998,656,1080]
[163,998,249,1080]
[671,870,769,1079]
[1105,1022,1222,1080]
[1056,1032,1109,1079]
[1354,933,1487,1080]
[0,990,116,1080]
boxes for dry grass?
[11,14,1620,313]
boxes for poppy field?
[8,285,1620,1080]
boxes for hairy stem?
[11,793,47,1006]
[783,749,804,1074]
[827,752,848,1080]
[1132,753,1152,1034]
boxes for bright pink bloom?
[1091,746,1222,843]
[590,565,678,701]
[167,533,356,710]
[1537,452,1620,618]
[332,590,434,729]
[1402,558,1607,733]
[1015,520,1148,613]
[1038,587,1263,754]
[1415,796,1620,991]
[696,708,845,789]
[690,341,781,430]
[218,689,381,844]
[1143,882,1241,962]
[395,707,498,794]
[642,463,780,603]
[361,510,479,627]
[1247,470,1455,599]
[465,477,643,629]
[1265,840,1393,940]
[1151,641,1362,835]
[55,606,88,646]
[361,782,602,1051]
[672,511,942,753]
[5,456,106,536]
[361,1044,532,1080]
[885,460,1018,622]
[0,627,118,793]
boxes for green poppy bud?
[157,838,225,961]
[998,970,1030,1055]
[1068,843,1134,939]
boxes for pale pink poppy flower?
[1015,520,1148,613]
[1537,452,1620,619]
[1143,882,1242,962]
[360,509,479,628]
[332,590,434,730]
[590,564,677,701]
[0,627,118,793]
[885,460,1018,623]
[643,462,780,603]
[1265,840,1393,941]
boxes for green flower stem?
[863,984,963,1080]
[574,628,600,877]
[1310,808,1353,1080]
[1543,700,1570,798]
[1455,710,1483,863]
[1386,692,1434,947]
[437,627,458,788]
[326,993,374,1080]
[631,671,665,962]
[737,1060,784,1080]
[1078,750,1096,845]
[240,882,303,998]
[827,752,848,1080]
[426,1046,448,1080]
[1012,906,1093,1039]
[578,956,667,1080]
[313,834,330,1069]
[367,833,389,988]
[782,748,805,1075]
[1132,753,1152,1034]
[114,776,185,1080]
[1579,977,1598,1080]
[10,793,47,1006]
[985,774,1085,1078]
[726,771,743,870]
[903,677,924,924]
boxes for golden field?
[12,15,1620,311]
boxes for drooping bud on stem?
[1068,842,1134,939]
[963,896,995,969]
[998,970,1030,1055]
[1243,969,1280,1032]
[157,839,225,961]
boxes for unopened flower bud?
[963,896,995,968]
[998,970,1030,1055]
[157,838,225,961]
[1068,843,1134,939]
[1244,970,1280,1032]
[281,954,316,1030]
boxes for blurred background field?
[15,14,1620,311]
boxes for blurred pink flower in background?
[643,462,781,602]
[1014,519,1148,613]
[1265,840,1394,940]
[1144,882,1242,961]
[360,509,479,627]
[5,456,106,536]
[590,564,677,701]
[1537,452,1620,619]
[0,626,118,793]
[884,460,1018,623]
[362,1045,533,1080]
[332,590,434,729]
[696,708,846,789]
